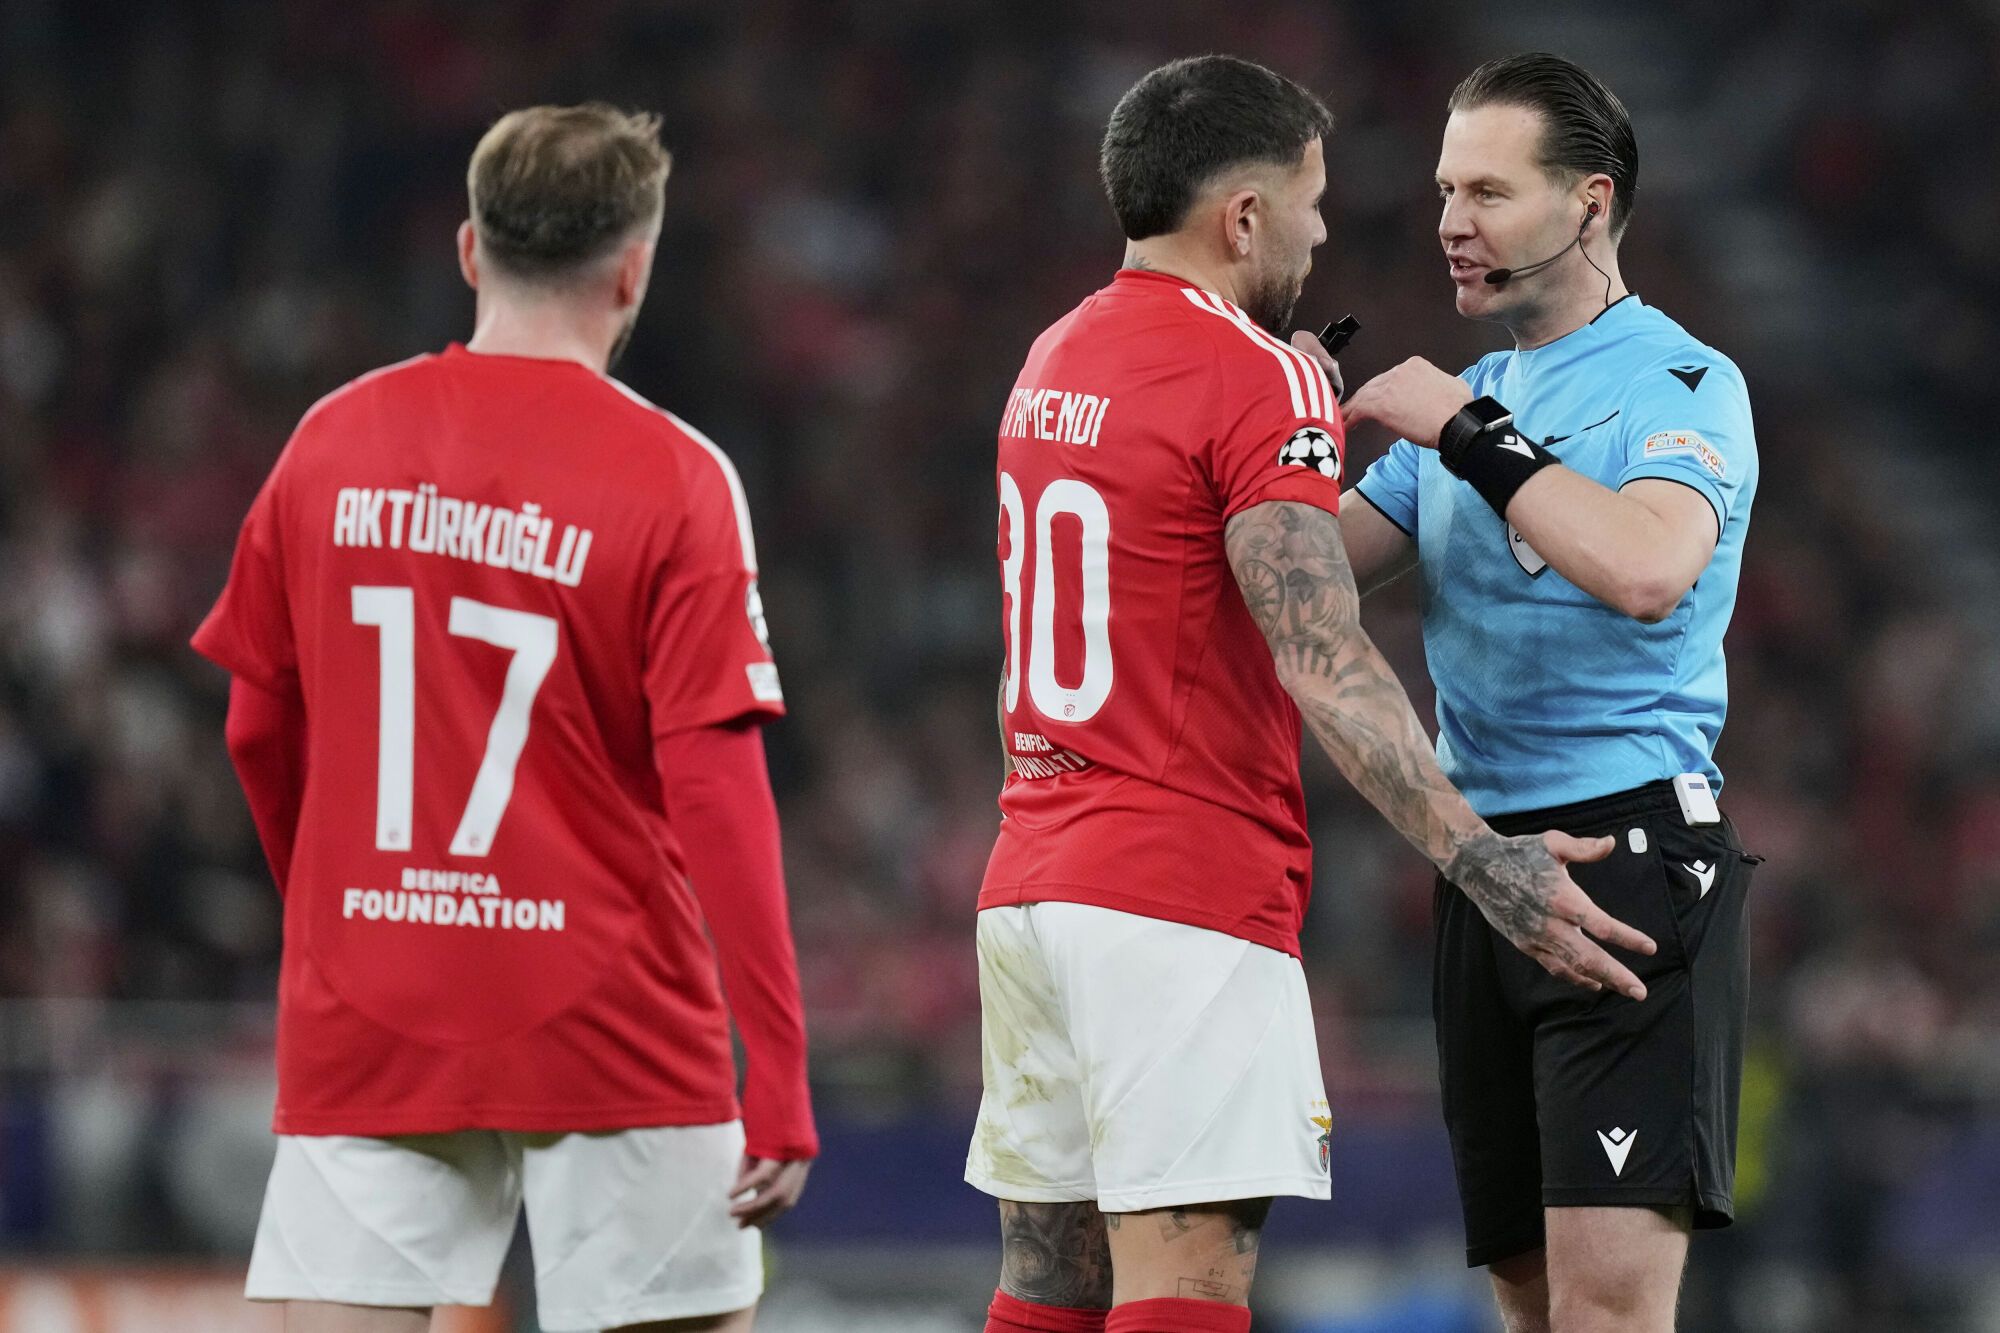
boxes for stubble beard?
[1242,258,1305,335]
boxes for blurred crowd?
[3,0,1999,1327]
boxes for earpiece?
[1485,199,1609,287]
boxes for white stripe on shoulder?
[299,353,431,430]
[605,376,760,573]
[1209,292,1331,419]
[1181,288,1312,419]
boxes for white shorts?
[965,902,1332,1213]
[245,1122,761,1332]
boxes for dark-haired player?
[195,105,813,1333]
[1319,54,1761,1333]
[967,55,1655,1333]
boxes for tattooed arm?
[1226,499,1655,998]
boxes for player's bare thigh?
[1102,1198,1272,1307]
[1489,1206,1692,1333]
[281,1303,757,1332]
[998,1200,1114,1308]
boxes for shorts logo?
[1686,860,1716,897]
[1278,426,1342,482]
[1310,1103,1333,1173]
[1642,430,1726,480]
[1596,1126,1637,1177]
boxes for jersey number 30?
[999,472,1112,723]
[351,587,558,856]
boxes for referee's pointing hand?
[1340,356,1476,446]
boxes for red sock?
[986,1288,1110,1332]
[1105,1297,1251,1333]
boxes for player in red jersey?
[967,57,1657,1333]
[194,105,813,1333]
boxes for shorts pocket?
[1647,817,1752,961]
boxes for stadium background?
[3,0,1998,1329]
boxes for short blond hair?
[467,103,672,281]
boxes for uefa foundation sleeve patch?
[1642,429,1726,479]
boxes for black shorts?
[1433,780,1759,1268]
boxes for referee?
[1301,54,1760,1333]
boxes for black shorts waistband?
[1483,780,1684,837]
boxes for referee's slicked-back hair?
[469,103,672,283]
[1450,53,1639,238]
[1100,56,1334,241]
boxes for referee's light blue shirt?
[1354,296,1758,817]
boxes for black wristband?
[1442,423,1558,518]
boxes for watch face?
[1467,396,1512,430]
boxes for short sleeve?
[191,465,297,690]
[1614,358,1756,532]
[643,444,787,738]
[1203,331,1346,520]
[1354,441,1424,537]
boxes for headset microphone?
[1484,201,1598,286]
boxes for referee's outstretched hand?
[1453,831,1656,1001]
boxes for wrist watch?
[1437,396,1514,474]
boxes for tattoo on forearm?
[1226,502,1463,860]
[1226,502,1570,954]
[999,1201,1113,1309]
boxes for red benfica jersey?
[979,269,1346,955]
[194,346,784,1135]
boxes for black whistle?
[1317,315,1360,357]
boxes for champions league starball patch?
[1278,425,1342,481]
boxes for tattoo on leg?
[998,1201,1113,1309]
[1224,1197,1270,1257]
[1157,1208,1196,1241]
[1119,1198,1272,1305]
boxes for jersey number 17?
[350,586,558,856]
